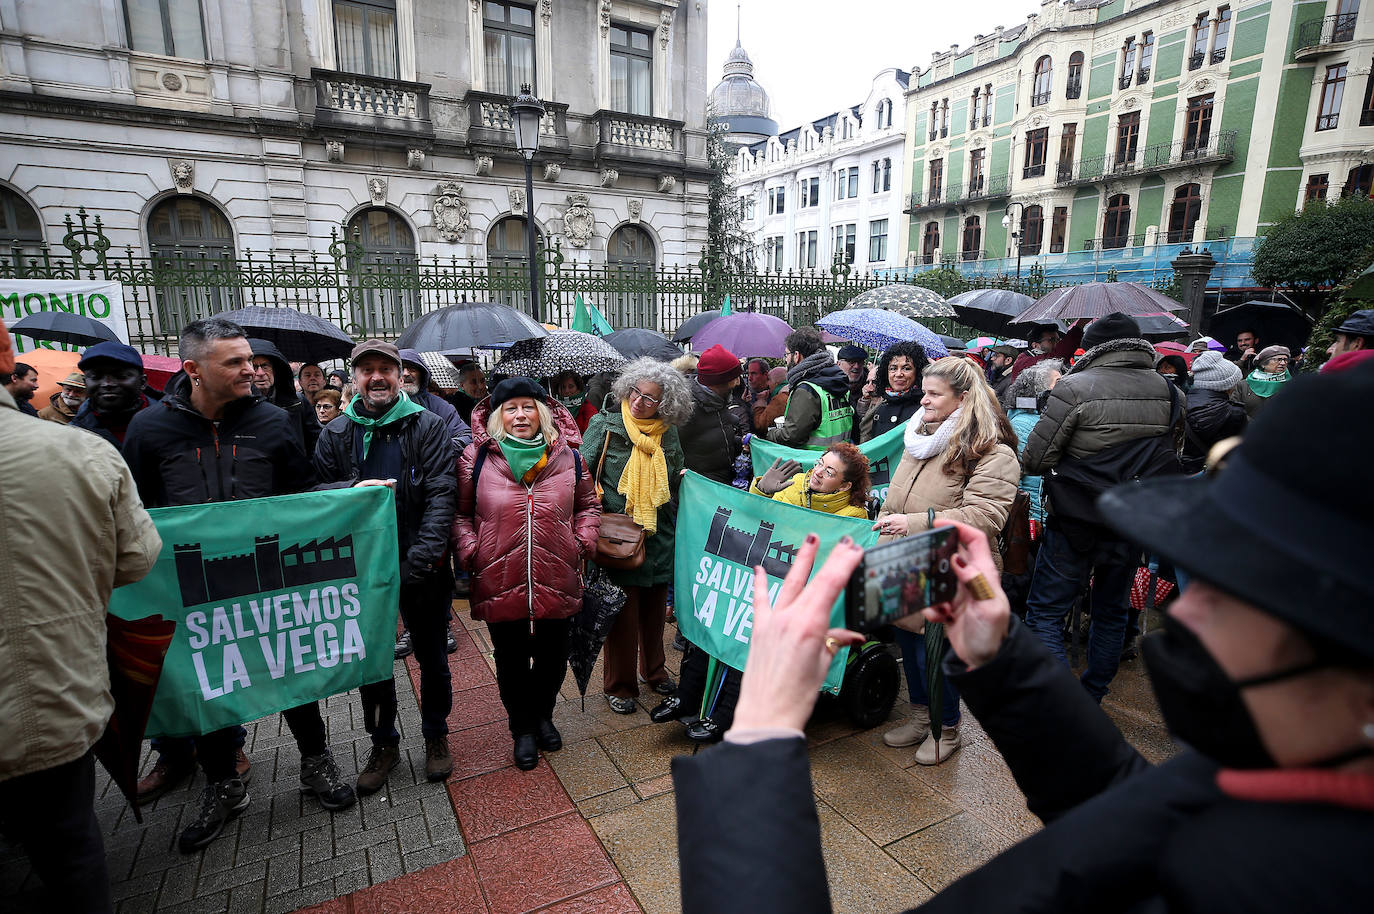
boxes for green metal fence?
[1,209,1118,354]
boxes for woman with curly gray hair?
[581,357,692,714]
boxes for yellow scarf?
[617,399,671,534]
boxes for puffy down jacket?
[453,398,601,624]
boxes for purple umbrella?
[691,312,793,357]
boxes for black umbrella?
[946,288,1034,335]
[216,305,356,362]
[1206,300,1313,351]
[10,311,119,347]
[1013,282,1185,323]
[397,301,548,352]
[1134,312,1191,342]
[567,568,628,705]
[604,328,681,362]
[672,309,723,343]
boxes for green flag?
[720,294,733,316]
[751,420,907,505]
[673,473,879,694]
[572,293,614,336]
[109,487,401,737]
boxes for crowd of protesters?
[2,302,1373,913]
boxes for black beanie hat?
[488,376,547,410]
[1082,311,1141,350]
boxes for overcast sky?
[708,0,1037,128]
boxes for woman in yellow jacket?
[652,443,873,741]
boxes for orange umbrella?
[17,348,81,406]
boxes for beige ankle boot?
[914,724,961,765]
[883,705,931,747]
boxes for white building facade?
[731,68,910,274]
[0,0,712,334]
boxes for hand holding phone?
[845,526,958,634]
[920,521,1012,670]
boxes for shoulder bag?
[593,430,647,570]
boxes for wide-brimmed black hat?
[1099,363,1374,659]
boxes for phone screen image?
[846,526,959,633]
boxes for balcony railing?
[1211,48,1227,64]
[905,174,1012,214]
[940,126,949,138]
[1023,161,1047,179]
[1066,79,1082,100]
[466,91,570,156]
[1295,13,1360,56]
[1188,52,1205,71]
[1083,232,1147,251]
[1031,91,1051,106]
[1138,67,1151,84]
[1119,73,1133,90]
[593,110,686,168]
[929,129,938,141]
[1056,130,1237,186]
[312,69,433,144]
[982,114,992,127]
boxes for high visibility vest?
[796,382,854,450]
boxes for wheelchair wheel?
[840,643,900,729]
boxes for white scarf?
[904,406,961,460]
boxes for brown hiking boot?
[234,748,252,783]
[356,745,400,795]
[136,754,195,803]
[424,737,453,782]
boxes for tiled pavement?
[1,601,1177,913]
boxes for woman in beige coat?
[874,356,1020,764]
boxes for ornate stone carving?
[1121,96,1139,110]
[1193,78,1212,92]
[543,162,561,182]
[600,1,612,35]
[659,8,673,49]
[564,193,595,247]
[161,72,183,91]
[627,198,643,223]
[657,174,676,194]
[407,148,426,170]
[368,176,387,207]
[170,159,194,193]
[433,181,469,243]
[599,168,619,187]
[540,0,552,26]
[326,139,344,163]
[474,155,494,176]
[1030,113,1047,128]
[508,186,526,215]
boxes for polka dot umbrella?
[493,330,628,378]
[816,309,949,360]
[845,283,956,320]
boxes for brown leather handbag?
[593,431,647,570]
[999,490,1033,576]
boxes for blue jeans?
[894,627,960,726]
[1023,525,1135,701]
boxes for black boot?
[535,719,562,752]
[513,733,539,771]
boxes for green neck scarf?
[1246,368,1290,399]
[499,433,547,483]
[344,392,426,457]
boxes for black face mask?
[1142,614,1329,769]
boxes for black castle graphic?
[868,453,892,487]
[174,535,356,607]
[705,507,799,578]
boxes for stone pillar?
[1171,249,1217,334]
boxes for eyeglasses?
[811,460,840,480]
[629,387,661,407]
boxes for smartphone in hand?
[845,526,959,634]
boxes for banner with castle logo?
[108,487,399,737]
[0,279,130,353]
[750,420,906,505]
[673,473,880,695]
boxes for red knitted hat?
[695,343,742,386]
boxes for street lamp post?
[510,84,546,323]
[1002,201,1025,290]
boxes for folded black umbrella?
[567,567,628,706]
[216,306,356,362]
[11,311,119,347]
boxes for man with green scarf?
[313,339,458,790]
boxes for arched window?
[922,222,940,264]
[1103,194,1132,248]
[1066,51,1084,99]
[961,216,981,261]
[1020,205,1044,255]
[148,196,238,323]
[0,186,44,257]
[348,207,418,335]
[487,215,544,314]
[1032,56,1053,106]
[1344,163,1374,198]
[1167,183,1203,243]
[606,224,657,328]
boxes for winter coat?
[69,389,161,449]
[767,352,851,447]
[249,339,313,451]
[37,390,78,425]
[1022,338,1176,474]
[1008,408,1045,523]
[680,382,750,483]
[0,388,161,782]
[405,359,473,447]
[453,399,601,624]
[877,418,1020,550]
[447,389,478,427]
[673,617,1374,914]
[748,473,868,518]
[298,391,323,455]
[859,386,923,442]
[753,384,788,433]
[313,400,457,581]
[1182,387,1247,474]
[580,408,684,588]
[122,371,314,508]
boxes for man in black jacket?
[123,319,355,855]
[768,328,853,449]
[672,364,1374,914]
[313,339,458,793]
[1181,350,1247,473]
[70,341,160,447]
[678,343,749,483]
[249,338,315,452]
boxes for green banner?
[751,420,906,504]
[109,487,401,737]
[673,473,880,694]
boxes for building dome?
[710,41,778,147]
